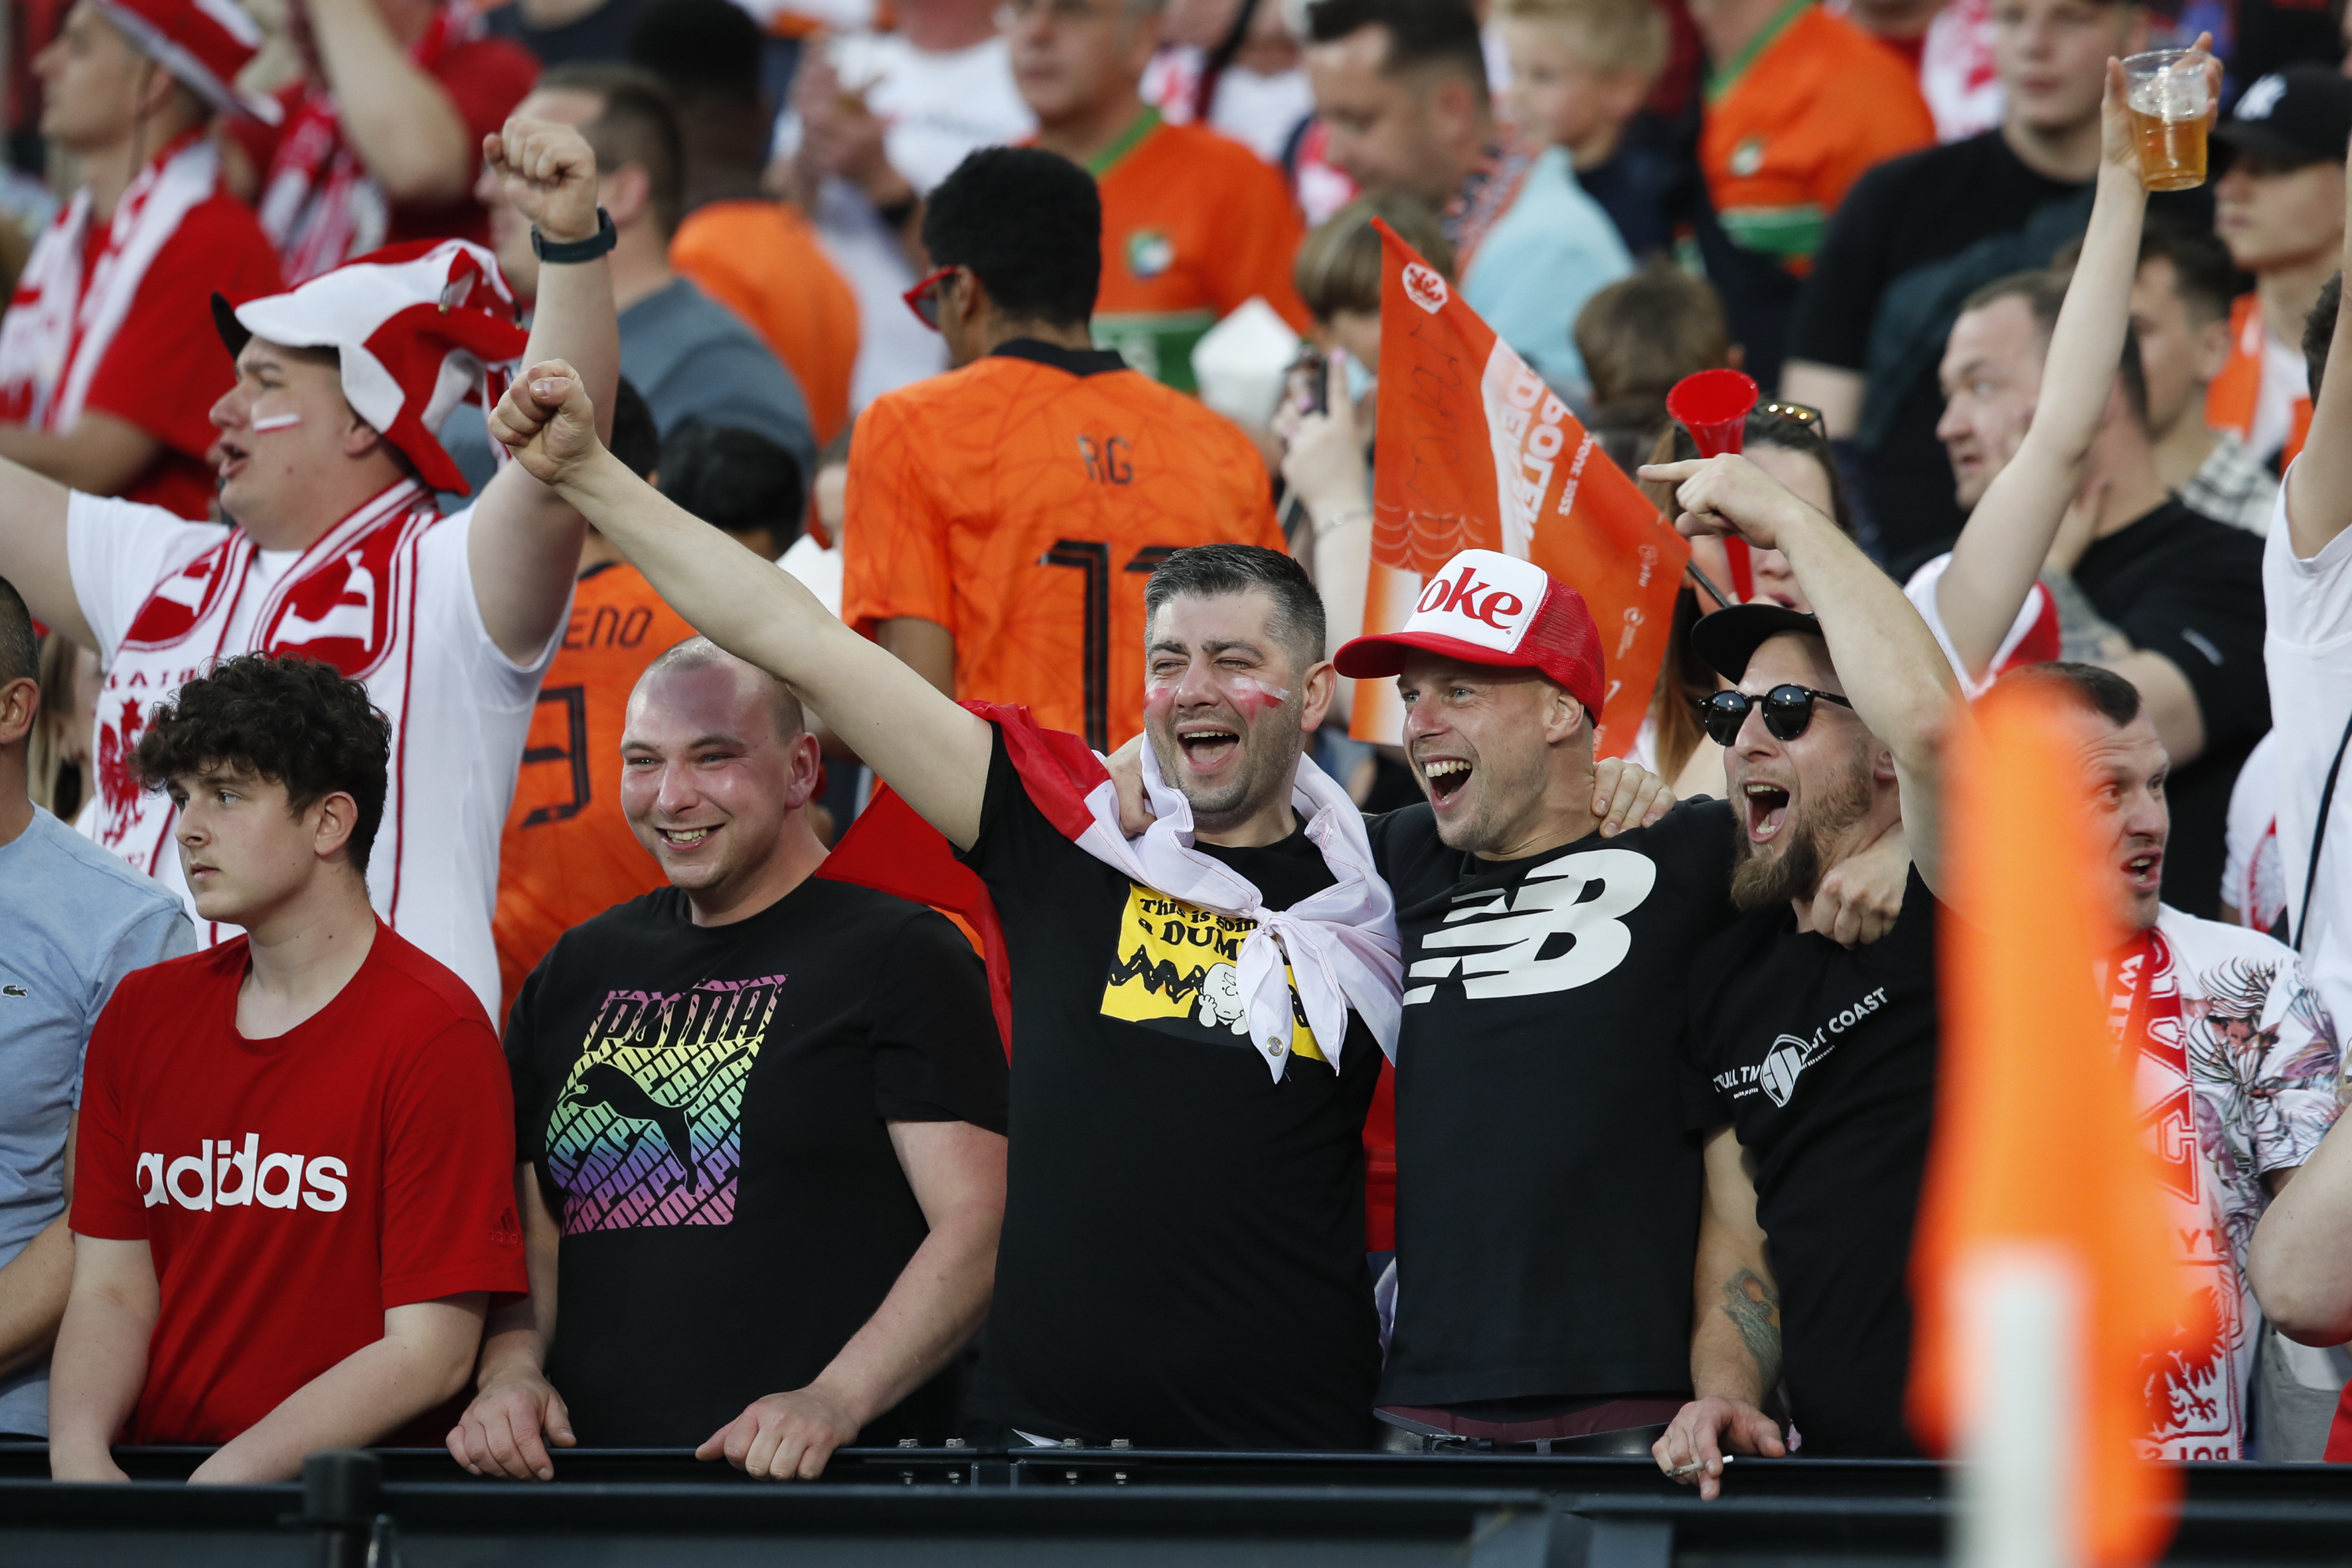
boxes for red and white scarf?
[821,703,1403,1077]
[0,131,221,431]
[257,6,464,282]
[2108,926,2244,1459]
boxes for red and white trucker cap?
[1334,548,1606,716]
[94,0,281,122]
[211,240,530,496]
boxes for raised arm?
[298,0,476,204]
[0,456,86,648]
[488,360,994,846]
[2283,134,2352,560]
[469,120,621,665]
[1644,453,1962,893]
[1933,56,2166,675]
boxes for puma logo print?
[564,1062,699,1193]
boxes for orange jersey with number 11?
[842,342,1283,753]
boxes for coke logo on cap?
[1403,263,1448,315]
[1416,564,1526,633]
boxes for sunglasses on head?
[1693,684,1855,745]
[902,265,959,331]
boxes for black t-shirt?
[2073,499,2267,921]
[1789,131,2212,566]
[957,726,1383,1448]
[1369,799,1740,1408]
[482,0,655,65]
[1678,868,1942,1456]
[507,878,1009,1447]
[1579,114,1682,260]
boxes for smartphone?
[1286,346,1328,418]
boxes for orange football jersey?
[841,342,1283,752]
[493,562,698,1015]
[1089,112,1312,392]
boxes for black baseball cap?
[2213,65,2352,167]
[1691,603,1826,683]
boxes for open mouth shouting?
[2122,848,2163,894]
[1419,754,1474,808]
[1174,720,1243,775]
[1743,779,1791,844]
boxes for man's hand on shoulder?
[483,119,601,244]
[447,1370,575,1482]
[1591,756,1675,838]
[1652,1395,1788,1502]
[697,1385,864,1480]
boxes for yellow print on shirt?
[1099,883,1326,1061]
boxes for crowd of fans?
[1,0,2351,1494]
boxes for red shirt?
[72,923,527,1445]
[80,195,281,519]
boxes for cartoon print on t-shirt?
[545,975,780,1231]
[1098,883,1324,1061]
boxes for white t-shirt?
[2250,325,2310,467]
[68,482,560,1021]
[778,530,842,617]
[1900,551,2060,697]
[2223,730,2284,933]
[775,33,1034,410]
[2116,907,2342,1461]
[1139,46,1314,165]
[2261,471,2352,1038]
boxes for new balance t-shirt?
[507,878,1008,1447]
[1678,867,1942,1455]
[1368,799,1738,1409]
[71,923,526,1445]
[958,725,1383,1448]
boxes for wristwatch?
[532,208,617,264]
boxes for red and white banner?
[1351,220,1688,758]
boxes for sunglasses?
[1693,684,1855,745]
[902,265,959,331]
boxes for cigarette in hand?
[1668,1454,1734,1480]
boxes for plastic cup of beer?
[2124,48,2212,191]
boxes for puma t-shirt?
[1678,867,1943,1456]
[1368,799,1739,1408]
[507,878,1008,1447]
[957,724,1383,1448]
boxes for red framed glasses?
[903,265,959,331]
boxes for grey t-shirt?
[0,809,193,1434]
[436,277,818,507]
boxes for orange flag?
[1909,683,2207,1566]
[1351,220,1688,757]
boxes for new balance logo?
[1404,847,1656,1002]
[136,1135,349,1213]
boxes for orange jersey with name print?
[493,562,696,1017]
[1090,113,1312,391]
[841,341,1283,752]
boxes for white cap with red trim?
[1333,548,1607,716]
[212,239,531,497]
[93,0,281,123]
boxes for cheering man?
[0,116,617,1021]
[1642,451,1960,1480]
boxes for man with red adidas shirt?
[0,0,283,519]
[50,654,526,1482]
[0,115,618,1022]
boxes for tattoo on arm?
[1719,1268,1782,1385]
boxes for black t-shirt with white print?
[1677,866,1942,1456]
[956,724,1383,1449]
[1368,797,1740,1409]
[507,877,1010,1447]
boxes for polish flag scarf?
[0,131,221,432]
[821,702,1404,1081]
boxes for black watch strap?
[532,207,617,264]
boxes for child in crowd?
[48,655,525,1482]
[1574,261,1735,473]
[1494,0,1676,260]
